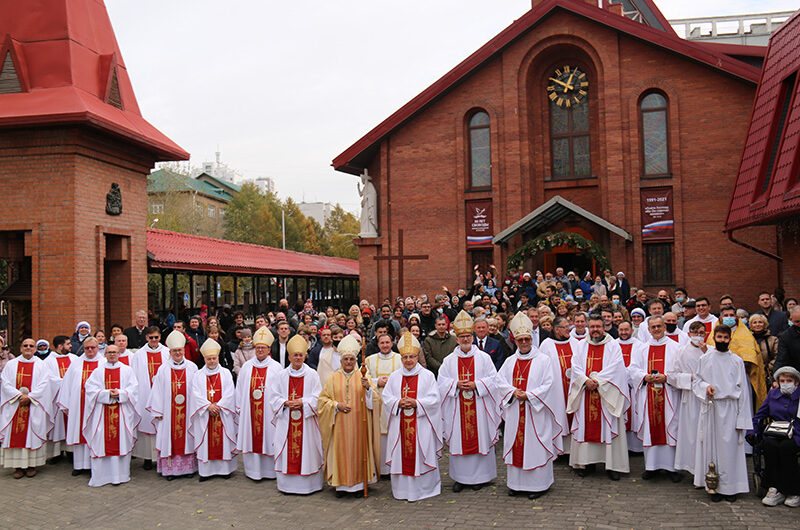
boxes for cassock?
[706,322,766,411]
[236,355,282,480]
[43,352,76,457]
[131,343,169,461]
[83,361,140,486]
[566,334,630,473]
[437,344,500,486]
[58,353,105,471]
[673,342,705,472]
[497,347,566,493]
[540,336,580,453]
[692,347,752,495]
[0,357,53,469]
[270,363,324,494]
[383,363,442,501]
[189,365,238,477]
[317,366,381,492]
[364,350,402,475]
[148,359,199,477]
[315,346,340,388]
[617,337,645,453]
[629,336,680,471]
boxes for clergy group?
[0,311,755,502]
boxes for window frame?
[466,109,492,190]
[545,65,593,181]
[638,90,672,179]
[754,71,798,199]
[643,243,673,286]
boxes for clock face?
[546,65,589,108]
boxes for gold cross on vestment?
[515,374,526,386]
[402,382,410,397]
[460,370,472,381]
[289,389,298,400]
[208,387,216,400]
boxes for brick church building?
[334,0,783,307]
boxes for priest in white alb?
[58,335,105,476]
[616,320,644,453]
[43,335,76,460]
[112,334,134,367]
[0,338,53,479]
[270,335,324,494]
[83,344,140,487]
[131,326,169,470]
[438,311,500,492]
[567,314,630,480]
[629,316,681,481]
[539,315,580,453]
[314,327,340,387]
[382,332,442,501]
[236,326,281,481]
[364,329,402,475]
[148,330,199,480]
[189,338,238,480]
[497,313,565,499]
[673,321,708,473]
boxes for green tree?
[324,204,360,259]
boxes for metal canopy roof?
[493,195,633,244]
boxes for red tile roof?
[726,9,800,231]
[147,229,359,278]
[332,0,761,175]
[0,0,188,161]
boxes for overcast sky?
[106,0,799,212]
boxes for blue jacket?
[475,335,503,370]
[749,386,800,447]
[579,280,594,296]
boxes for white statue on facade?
[357,169,379,238]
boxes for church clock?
[546,65,588,108]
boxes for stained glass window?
[640,92,669,176]
[469,111,491,188]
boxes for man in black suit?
[270,320,294,367]
[474,317,502,369]
[123,310,148,349]
[526,306,550,346]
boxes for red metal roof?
[725,9,800,231]
[147,229,359,278]
[332,0,761,175]
[0,0,188,161]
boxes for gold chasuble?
[318,369,382,487]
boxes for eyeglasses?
[21,344,35,349]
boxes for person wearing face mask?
[671,288,688,316]
[673,322,708,475]
[707,306,766,412]
[747,366,800,507]
[692,324,752,502]
[663,312,688,346]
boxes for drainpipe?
[726,228,783,286]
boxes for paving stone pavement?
[1,449,796,529]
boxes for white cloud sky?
[106,0,799,213]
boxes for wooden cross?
[374,229,428,299]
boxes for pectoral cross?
[208,387,216,400]
[515,374,526,386]
[402,382,410,398]
[460,370,472,381]
[289,389,298,400]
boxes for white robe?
[189,365,238,477]
[540,336,580,453]
[616,337,644,453]
[685,314,719,336]
[692,348,752,495]
[383,363,442,501]
[570,329,587,342]
[57,354,106,470]
[673,342,705,472]
[43,353,76,448]
[364,351,402,475]
[236,355,282,480]
[566,335,630,473]
[629,337,680,471]
[83,362,140,486]
[131,344,169,460]
[315,347,339,388]
[147,359,199,458]
[437,345,500,485]
[0,357,53,454]
[270,364,324,494]
[497,348,565,492]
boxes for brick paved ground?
[1,450,795,529]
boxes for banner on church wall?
[466,199,494,248]
[640,187,674,241]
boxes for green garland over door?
[506,231,611,272]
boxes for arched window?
[640,92,670,177]
[549,88,591,179]
[468,111,491,188]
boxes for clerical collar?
[402,364,422,376]
[170,359,186,368]
[106,361,119,368]
[205,365,220,374]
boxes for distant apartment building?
[669,11,793,47]
[298,202,333,226]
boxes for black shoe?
[607,471,621,481]
[335,490,348,498]
[508,489,518,497]
[452,482,464,493]
[166,475,175,481]
[641,470,656,480]
[575,468,588,477]
[223,473,233,480]
[198,475,210,482]
[669,471,682,483]
[710,493,723,502]
[724,495,737,503]
[528,489,548,500]
[471,483,484,491]
[143,460,153,471]
[71,469,82,477]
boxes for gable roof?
[0,0,187,161]
[725,9,800,231]
[148,169,235,203]
[332,0,761,175]
[195,172,242,195]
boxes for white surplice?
[58,353,105,470]
[673,342,705,472]
[0,357,53,462]
[540,336,580,453]
[497,347,566,492]
[616,337,645,453]
[83,362,140,486]
[315,347,339,388]
[270,364,324,494]
[43,353,76,455]
[189,365,238,477]
[629,336,680,471]
[147,359,199,459]
[383,363,442,501]
[236,355,282,480]
[437,345,500,485]
[130,344,169,460]
[364,351,402,475]
[691,347,752,495]
[566,335,630,473]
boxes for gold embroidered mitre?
[508,311,533,338]
[397,331,420,355]
[452,310,475,336]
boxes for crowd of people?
[1,265,799,507]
